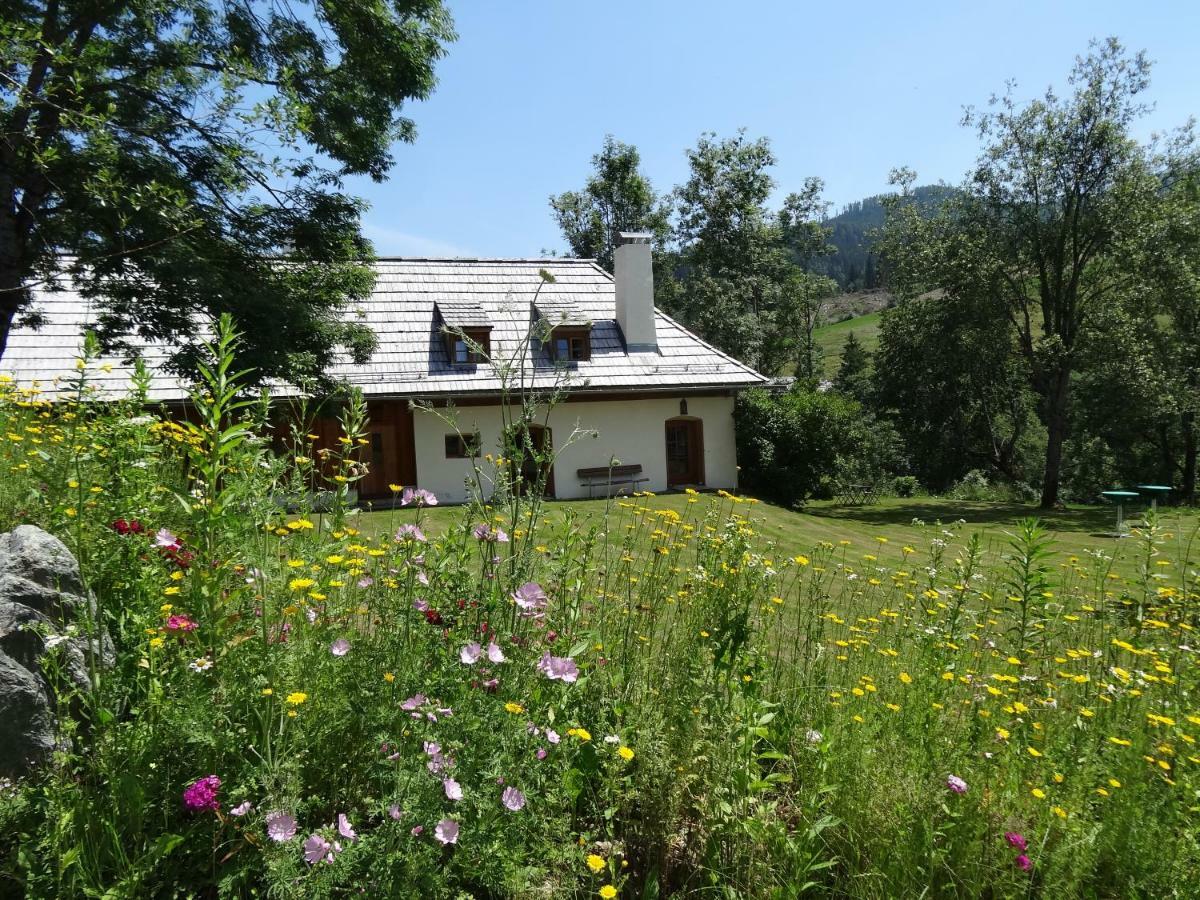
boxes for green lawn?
[353,494,1200,577]
[814,310,881,378]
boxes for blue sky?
[349,0,1200,259]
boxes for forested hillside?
[815,185,956,291]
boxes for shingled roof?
[2,258,766,401]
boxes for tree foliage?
[873,293,1041,491]
[735,385,899,505]
[548,136,669,274]
[0,0,454,383]
[667,131,835,376]
[879,38,1165,507]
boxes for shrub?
[735,385,900,506]
[892,475,919,497]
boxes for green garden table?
[1136,484,1171,512]
[1100,490,1139,537]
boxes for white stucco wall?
[410,395,739,504]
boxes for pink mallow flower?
[472,523,508,543]
[266,811,297,842]
[394,523,427,543]
[459,642,482,665]
[946,775,968,794]
[303,833,333,865]
[182,775,221,813]
[338,813,356,841]
[443,778,463,801]
[434,818,459,845]
[501,786,525,811]
[487,641,506,663]
[537,652,579,683]
[229,801,252,817]
[512,582,548,617]
[155,528,181,549]
[400,487,438,507]
[330,638,351,657]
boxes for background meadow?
[0,336,1198,899]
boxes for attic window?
[447,328,491,365]
[549,326,590,362]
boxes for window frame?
[548,326,591,362]
[444,432,481,459]
[445,327,491,365]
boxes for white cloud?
[362,222,474,258]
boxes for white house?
[3,234,766,503]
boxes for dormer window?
[448,328,491,365]
[549,326,590,362]
[434,300,492,367]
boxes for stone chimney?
[614,232,657,353]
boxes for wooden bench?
[577,464,649,498]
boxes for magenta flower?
[487,641,506,663]
[330,638,350,657]
[395,523,427,543]
[266,811,297,842]
[410,825,424,836]
[459,642,482,665]
[536,652,579,683]
[182,775,221,813]
[434,818,459,845]
[443,778,463,801]
[501,786,525,811]
[165,614,198,632]
[1015,854,1032,871]
[229,801,253,817]
[1004,832,1028,851]
[536,747,548,760]
[338,813,356,841]
[303,833,332,865]
[946,775,968,794]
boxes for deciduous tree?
[549,136,668,274]
[880,39,1163,507]
[0,0,454,382]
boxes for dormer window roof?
[534,297,591,328]
[436,301,492,366]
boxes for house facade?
[3,234,765,504]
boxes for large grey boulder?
[0,525,111,778]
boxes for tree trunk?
[0,240,26,362]
[1182,410,1197,505]
[1039,367,1072,509]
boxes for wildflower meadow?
[0,327,1198,898]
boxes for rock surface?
[0,525,110,778]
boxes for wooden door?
[665,418,704,487]
[358,402,417,499]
